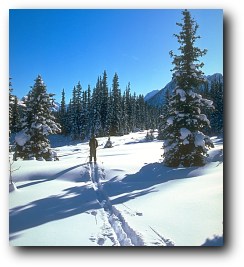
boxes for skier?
[89,134,98,163]
[104,136,112,148]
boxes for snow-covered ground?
[9,130,223,246]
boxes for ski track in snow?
[88,162,142,246]
[87,162,174,246]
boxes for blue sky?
[9,9,223,103]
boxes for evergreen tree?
[65,99,73,135]
[11,96,20,133]
[158,89,170,140]
[58,89,68,135]
[9,78,15,136]
[125,83,133,132]
[86,84,92,137]
[131,92,137,132]
[15,75,61,160]
[121,91,129,135]
[106,89,113,135]
[80,90,87,139]
[70,83,83,140]
[100,71,109,135]
[209,78,223,135]
[76,81,83,138]
[163,9,214,167]
[110,73,121,135]
[90,78,102,136]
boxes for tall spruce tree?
[209,78,223,135]
[58,89,68,135]
[163,9,214,167]
[15,75,61,160]
[70,83,83,140]
[91,77,102,136]
[125,83,133,132]
[100,71,109,136]
[110,73,121,135]
[158,89,171,140]
[86,84,92,137]
[9,78,15,136]
[11,96,20,133]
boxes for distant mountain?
[145,73,223,107]
[144,90,159,102]
[145,79,176,107]
[205,73,223,86]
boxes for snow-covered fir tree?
[86,85,92,137]
[12,96,20,133]
[91,77,102,136]
[121,91,129,135]
[100,71,109,136]
[80,90,88,140]
[125,83,133,132]
[9,78,15,136]
[58,89,68,135]
[14,75,61,160]
[209,78,223,135]
[201,77,223,136]
[163,9,214,167]
[70,83,82,140]
[158,88,170,140]
[110,73,121,136]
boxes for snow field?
[9,131,223,246]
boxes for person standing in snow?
[89,134,98,163]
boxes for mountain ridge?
[145,73,223,107]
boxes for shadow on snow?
[9,162,199,238]
[103,163,198,205]
[9,184,99,239]
[17,163,90,189]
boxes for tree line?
[56,71,161,140]
[9,72,161,160]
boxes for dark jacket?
[89,136,98,152]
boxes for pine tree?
[209,78,223,135]
[9,78,15,136]
[91,77,102,136]
[131,92,137,132]
[70,83,83,140]
[163,9,214,167]
[86,84,92,137]
[121,91,129,135]
[158,89,170,140]
[80,90,87,140]
[12,96,20,133]
[15,75,61,160]
[100,70,109,136]
[58,89,68,135]
[125,83,133,132]
[76,81,83,138]
[66,99,73,135]
[110,73,121,136]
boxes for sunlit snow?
[9,131,223,246]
